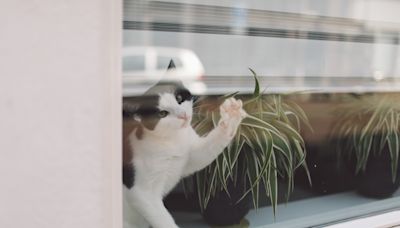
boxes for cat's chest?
[133,129,192,158]
[134,131,192,179]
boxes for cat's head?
[135,83,194,134]
[124,60,196,137]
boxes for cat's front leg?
[126,187,179,228]
[123,187,150,228]
[218,97,247,138]
[183,98,246,176]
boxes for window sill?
[173,190,400,227]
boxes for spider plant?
[333,94,400,183]
[185,69,311,215]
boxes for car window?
[123,55,145,72]
[156,56,183,70]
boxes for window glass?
[123,1,400,227]
[123,55,145,72]
[156,56,183,69]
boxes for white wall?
[0,1,121,228]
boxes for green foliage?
[333,94,400,182]
[187,70,311,215]
[248,68,260,97]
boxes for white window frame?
[0,1,122,227]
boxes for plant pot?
[329,94,400,198]
[196,149,253,226]
[202,179,252,226]
[356,148,400,198]
[301,141,356,194]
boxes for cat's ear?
[167,59,176,71]
[166,60,184,89]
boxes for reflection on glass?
[123,46,206,95]
[122,0,400,227]
[123,55,145,72]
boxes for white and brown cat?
[123,74,246,228]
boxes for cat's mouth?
[177,114,190,128]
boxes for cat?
[122,64,246,228]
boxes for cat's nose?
[177,112,188,120]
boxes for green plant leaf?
[249,68,260,98]
[216,153,230,195]
[270,130,291,161]
[387,131,399,182]
[269,153,278,216]
[272,120,305,145]
[359,134,373,171]
[192,81,310,214]
[209,164,220,203]
[196,172,206,212]
[283,102,313,132]
[241,115,282,136]
[230,136,245,170]
[223,91,240,99]
[240,126,257,151]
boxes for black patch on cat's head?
[122,103,137,118]
[122,103,145,139]
[145,80,195,104]
[135,95,162,131]
[174,87,193,104]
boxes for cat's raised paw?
[219,98,247,137]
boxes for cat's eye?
[158,110,169,118]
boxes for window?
[123,55,145,72]
[123,1,400,227]
[156,56,182,70]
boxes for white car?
[123,46,206,96]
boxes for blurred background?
[123,0,400,96]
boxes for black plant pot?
[202,180,252,226]
[356,149,400,198]
[200,150,253,226]
[301,141,356,194]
